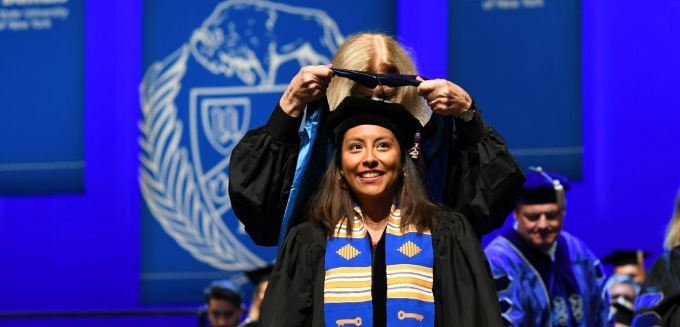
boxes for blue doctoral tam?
[518,166,570,206]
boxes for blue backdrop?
[0,0,84,195]
[0,0,679,326]
[139,0,396,305]
[449,0,583,180]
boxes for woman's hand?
[417,78,472,118]
[279,65,334,118]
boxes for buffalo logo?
[190,0,344,86]
[139,0,345,271]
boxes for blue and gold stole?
[324,205,435,326]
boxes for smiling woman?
[258,96,505,327]
[227,32,526,248]
[339,125,402,210]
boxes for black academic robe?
[258,209,504,327]
[228,100,525,246]
[632,246,680,326]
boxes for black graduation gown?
[228,101,525,246]
[258,209,505,327]
[633,246,680,326]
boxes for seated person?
[204,280,245,327]
[602,249,650,284]
[604,274,641,327]
[239,265,273,327]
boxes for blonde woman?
[632,188,680,326]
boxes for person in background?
[603,274,641,327]
[203,280,245,327]
[228,32,525,247]
[484,167,609,327]
[632,188,680,327]
[601,249,650,284]
[238,266,274,327]
[259,96,504,326]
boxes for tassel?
[409,132,429,193]
[409,132,420,159]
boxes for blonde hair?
[664,188,680,250]
[326,32,430,125]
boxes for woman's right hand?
[279,65,334,118]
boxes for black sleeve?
[228,104,302,246]
[258,223,321,327]
[634,247,680,326]
[433,210,505,326]
[444,104,526,238]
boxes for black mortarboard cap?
[517,167,570,206]
[244,265,274,285]
[327,96,420,149]
[602,249,651,267]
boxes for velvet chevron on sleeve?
[485,230,609,327]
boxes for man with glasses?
[485,167,609,327]
[203,280,244,327]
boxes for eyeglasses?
[330,68,426,89]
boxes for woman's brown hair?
[306,145,438,237]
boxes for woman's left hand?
[417,78,472,117]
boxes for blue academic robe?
[485,229,609,327]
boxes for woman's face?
[340,125,402,204]
[350,67,398,101]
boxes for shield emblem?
[200,96,250,156]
